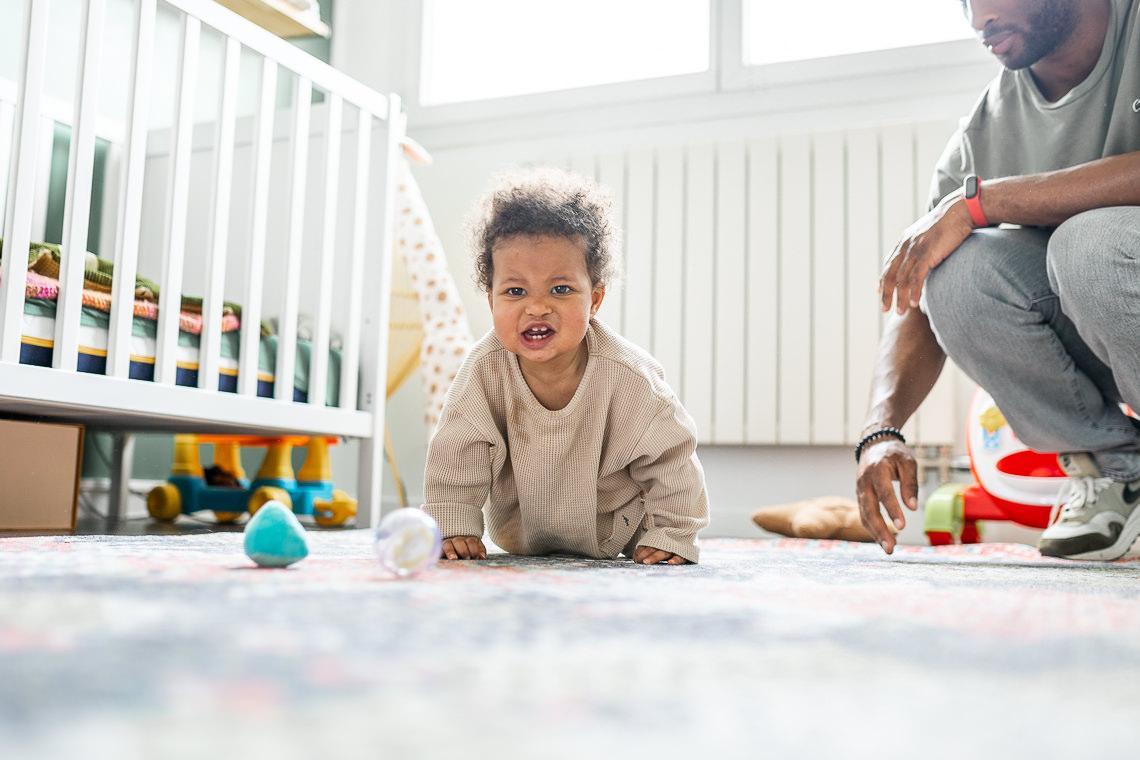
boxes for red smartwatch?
[963,174,991,227]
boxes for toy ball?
[244,500,310,568]
[373,508,441,578]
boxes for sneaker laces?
[1048,475,1115,526]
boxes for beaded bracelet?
[854,427,907,463]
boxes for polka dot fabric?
[395,161,474,431]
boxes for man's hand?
[441,535,487,560]
[633,545,688,565]
[855,438,918,555]
[880,195,975,315]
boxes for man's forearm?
[984,150,1140,228]
[863,309,946,434]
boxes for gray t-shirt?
[930,0,1140,207]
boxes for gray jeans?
[922,206,1140,482]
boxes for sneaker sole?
[1050,505,1140,561]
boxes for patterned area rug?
[3,534,1140,759]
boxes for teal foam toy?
[244,500,310,568]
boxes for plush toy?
[243,500,310,568]
[751,496,891,542]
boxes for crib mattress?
[19,299,341,406]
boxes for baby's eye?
[551,285,573,295]
[505,287,526,297]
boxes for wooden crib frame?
[0,0,405,526]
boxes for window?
[743,0,973,66]
[419,0,710,106]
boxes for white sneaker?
[1037,453,1140,560]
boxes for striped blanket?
[3,240,240,334]
[23,269,240,335]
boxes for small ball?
[373,508,441,578]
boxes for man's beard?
[1001,0,1080,70]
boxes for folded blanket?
[3,239,242,335]
[20,269,240,335]
[1,238,242,317]
[26,247,242,318]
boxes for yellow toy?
[147,434,358,527]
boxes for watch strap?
[963,175,990,227]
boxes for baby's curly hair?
[468,167,620,292]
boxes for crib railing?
[0,0,405,525]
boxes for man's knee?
[923,227,1051,347]
[1047,208,1139,296]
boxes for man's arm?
[856,308,946,554]
[984,151,1140,228]
[883,150,1140,314]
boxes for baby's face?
[488,234,604,366]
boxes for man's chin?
[997,55,1034,71]
[993,36,1056,71]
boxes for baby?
[423,168,709,564]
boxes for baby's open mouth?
[521,325,555,348]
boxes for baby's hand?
[633,545,688,565]
[442,536,487,560]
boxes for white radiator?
[564,120,964,447]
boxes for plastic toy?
[373,508,442,577]
[243,500,310,567]
[924,388,1069,545]
[146,434,358,527]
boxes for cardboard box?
[0,418,84,531]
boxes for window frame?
[409,0,990,128]
[719,0,982,90]
[411,0,718,126]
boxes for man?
[855,0,1140,559]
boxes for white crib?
[0,0,405,526]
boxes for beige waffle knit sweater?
[424,319,709,563]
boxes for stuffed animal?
[751,496,893,542]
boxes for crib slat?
[54,0,107,371]
[308,93,341,409]
[357,94,402,527]
[239,57,277,397]
[0,104,14,228]
[164,0,389,121]
[0,0,49,363]
[155,15,200,385]
[339,108,372,410]
[107,0,155,379]
[199,36,241,393]
[275,77,312,402]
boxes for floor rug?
[3,533,1140,759]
